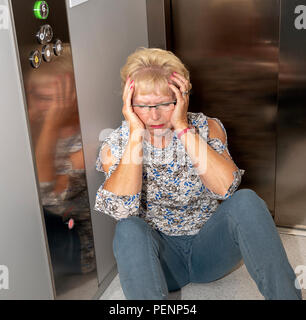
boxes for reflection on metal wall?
[275,0,306,229]
[10,0,98,299]
[165,0,280,214]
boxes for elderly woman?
[94,48,301,300]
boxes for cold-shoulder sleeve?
[95,136,121,180]
[94,123,141,220]
[201,115,245,200]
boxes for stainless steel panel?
[165,0,279,214]
[146,0,168,49]
[10,0,98,299]
[65,0,149,295]
[275,0,306,229]
[0,0,53,299]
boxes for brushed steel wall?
[66,0,149,296]
[7,0,149,300]
[147,0,306,230]
[164,0,280,215]
[0,0,54,299]
[275,0,306,229]
[2,0,149,300]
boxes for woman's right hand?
[43,73,77,130]
[122,77,145,133]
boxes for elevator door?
[275,0,306,230]
[165,0,279,216]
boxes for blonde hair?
[120,47,192,97]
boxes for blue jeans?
[113,189,302,300]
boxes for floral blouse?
[94,112,245,236]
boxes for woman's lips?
[150,124,165,128]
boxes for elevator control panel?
[30,1,64,68]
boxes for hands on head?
[122,72,191,137]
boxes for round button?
[34,1,49,20]
[44,25,53,43]
[36,24,53,45]
[68,219,74,230]
[29,50,42,69]
[42,44,53,62]
[53,39,64,56]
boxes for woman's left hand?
[168,72,191,129]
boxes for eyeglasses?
[132,100,177,113]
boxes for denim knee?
[232,188,260,201]
[112,216,148,257]
[227,188,270,221]
[231,188,265,207]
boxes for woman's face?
[132,92,176,137]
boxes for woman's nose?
[150,108,161,120]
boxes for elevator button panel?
[53,39,64,56]
[29,50,42,69]
[34,1,49,20]
[30,2,63,68]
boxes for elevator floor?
[99,232,306,300]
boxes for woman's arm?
[34,73,75,186]
[168,72,243,199]
[35,122,59,183]
[94,130,144,220]
[174,119,240,198]
[101,132,144,196]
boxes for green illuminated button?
[34,1,49,20]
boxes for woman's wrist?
[129,128,144,144]
[173,121,189,132]
[174,121,194,139]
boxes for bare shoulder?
[100,143,117,174]
[207,118,226,144]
